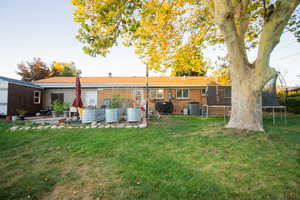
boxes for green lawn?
[0,115,299,200]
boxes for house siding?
[43,88,98,107]
[97,87,209,114]
[207,106,231,116]
[7,83,43,116]
[42,86,229,116]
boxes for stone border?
[9,122,147,132]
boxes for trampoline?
[203,72,287,125]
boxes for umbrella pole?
[145,64,149,127]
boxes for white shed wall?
[0,80,8,115]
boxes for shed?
[0,76,43,117]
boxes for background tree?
[72,0,300,131]
[51,61,81,77]
[170,44,209,76]
[211,56,230,84]
[17,59,80,80]
[16,58,51,81]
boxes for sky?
[0,0,299,86]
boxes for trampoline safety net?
[207,74,282,106]
[262,74,281,106]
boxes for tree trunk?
[226,72,264,131]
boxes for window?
[104,99,111,106]
[224,87,231,98]
[176,89,189,99]
[201,88,207,96]
[33,91,41,104]
[51,93,64,104]
[135,89,143,97]
[84,91,97,106]
[150,89,164,99]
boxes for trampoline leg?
[206,106,208,119]
[285,107,287,125]
[224,106,226,122]
[272,107,275,125]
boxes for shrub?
[109,94,122,108]
[63,102,71,111]
[52,100,64,112]
[278,96,300,114]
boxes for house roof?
[0,76,42,88]
[287,86,300,92]
[35,76,228,88]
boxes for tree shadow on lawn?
[0,168,61,200]
[115,153,231,200]
[114,144,300,200]
[263,115,300,146]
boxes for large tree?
[17,58,51,81]
[72,0,300,131]
[17,59,80,81]
[51,61,81,77]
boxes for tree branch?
[234,0,251,39]
[212,0,249,69]
[256,0,300,81]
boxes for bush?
[278,96,300,114]
[52,100,64,112]
[63,102,71,111]
[109,94,122,109]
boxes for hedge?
[278,96,300,114]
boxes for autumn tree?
[17,59,80,80]
[17,58,51,81]
[212,57,230,84]
[72,0,300,131]
[51,61,81,77]
[171,44,209,76]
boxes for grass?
[0,115,299,200]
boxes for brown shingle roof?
[35,76,226,86]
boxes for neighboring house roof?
[35,76,228,88]
[287,86,300,92]
[0,76,42,88]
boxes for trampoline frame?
[202,105,287,125]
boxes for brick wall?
[97,87,209,114]
[206,106,231,116]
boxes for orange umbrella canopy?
[72,76,83,107]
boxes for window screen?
[176,89,189,99]
[51,93,64,104]
[33,91,41,104]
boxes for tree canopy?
[72,0,299,71]
[17,58,51,81]
[51,61,81,77]
[17,58,80,81]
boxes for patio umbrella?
[72,76,83,108]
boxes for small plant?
[127,99,135,108]
[109,94,122,108]
[52,100,64,112]
[63,102,71,111]
[16,109,28,120]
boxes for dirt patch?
[172,123,230,138]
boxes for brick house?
[35,76,231,115]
